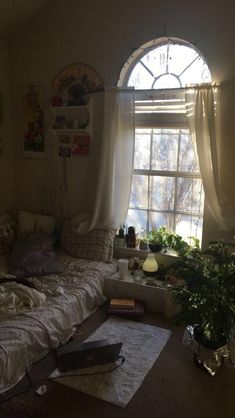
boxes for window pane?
[152,129,178,170]
[176,178,204,213]
[179,130,199,172]
[175,214,203,243]
[153,74,181,89]
[134,129,151,169]
[150,176,175,210]
[149,211,175,232]
[126,209,147,236]
[130,175,148,209]
[128,62,154,89]
[141,46,168,78]
[180,58,211,86]
[167,44,199,77]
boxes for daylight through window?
[118,37,211,244]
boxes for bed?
[0,214,118,394]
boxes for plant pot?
[183,325,231,376]
[149,243,162,252]
[193,327,227,350]
[139,241,148,250]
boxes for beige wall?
[8,0,235,244]
[0,39,16,215]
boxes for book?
[110,298,135,309]
[108,300,145,318]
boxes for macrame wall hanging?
[40,63,104,219]
[40,134,68,219]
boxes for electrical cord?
[0,355,125,403]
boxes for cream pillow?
[17,211,56,238]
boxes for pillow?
[60,223,115,262]
[70,211,91,226]
[0,221,16,255]
[9,234,62,278]
[17,211,56,238]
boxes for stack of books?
[108,298,145,318]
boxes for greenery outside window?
[118,37,211,244]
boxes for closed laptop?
[56,339,123,372]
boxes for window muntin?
[120,38,211,89]
[119,37,210,244]
[128,127,204,242]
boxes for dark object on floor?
[0,398,61,418]
[56,339,122,372]
[108,300,145,319]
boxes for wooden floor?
[11,305,235,418]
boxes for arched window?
[118,37,211,244]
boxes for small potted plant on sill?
[165,233,199,256]
[170,240,235,374]
[146,226,169,252]
[138,237,148,251]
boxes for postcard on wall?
[23,85,46,158]
[71,131,90,156]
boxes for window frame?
[127,88,204,241]
[118,37,211,243]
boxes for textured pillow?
[60,223,115,262]
[17,211,56,239]
[0,221,16,255]
[9,234,62,278]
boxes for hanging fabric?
[40,134,67,219]
[185,84,233,230]
[89,87,135,230]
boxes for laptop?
[56,339,123,372]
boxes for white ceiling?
[0,0,51,38]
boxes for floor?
[12,305,235,418]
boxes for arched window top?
[118,37,211,89]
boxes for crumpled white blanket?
[0,281,46,313]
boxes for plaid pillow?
[0,221,16,255]
[60,223,115,262]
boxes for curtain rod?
[86,83,219,95]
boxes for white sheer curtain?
[90,87,134,230]
[185,85,231,230]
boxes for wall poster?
[23,85,46,158]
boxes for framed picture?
[22,85,46,158]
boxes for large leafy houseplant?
[171,241,235,349]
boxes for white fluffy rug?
[50,316,171,408]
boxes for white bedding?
[0,252,117,393]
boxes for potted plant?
[165,233,199,256]
[146,226,169,252]
[138,236,148,251]
[170,241,235,352]
[145,227,198,255]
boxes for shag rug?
[0,398,61,418]
[50,316,171,407]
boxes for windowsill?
[109,270,167,289]
[113,246,180,268]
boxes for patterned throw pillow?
[60,223,115,262]
[9,234,62,278]
[0,222,16,255]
